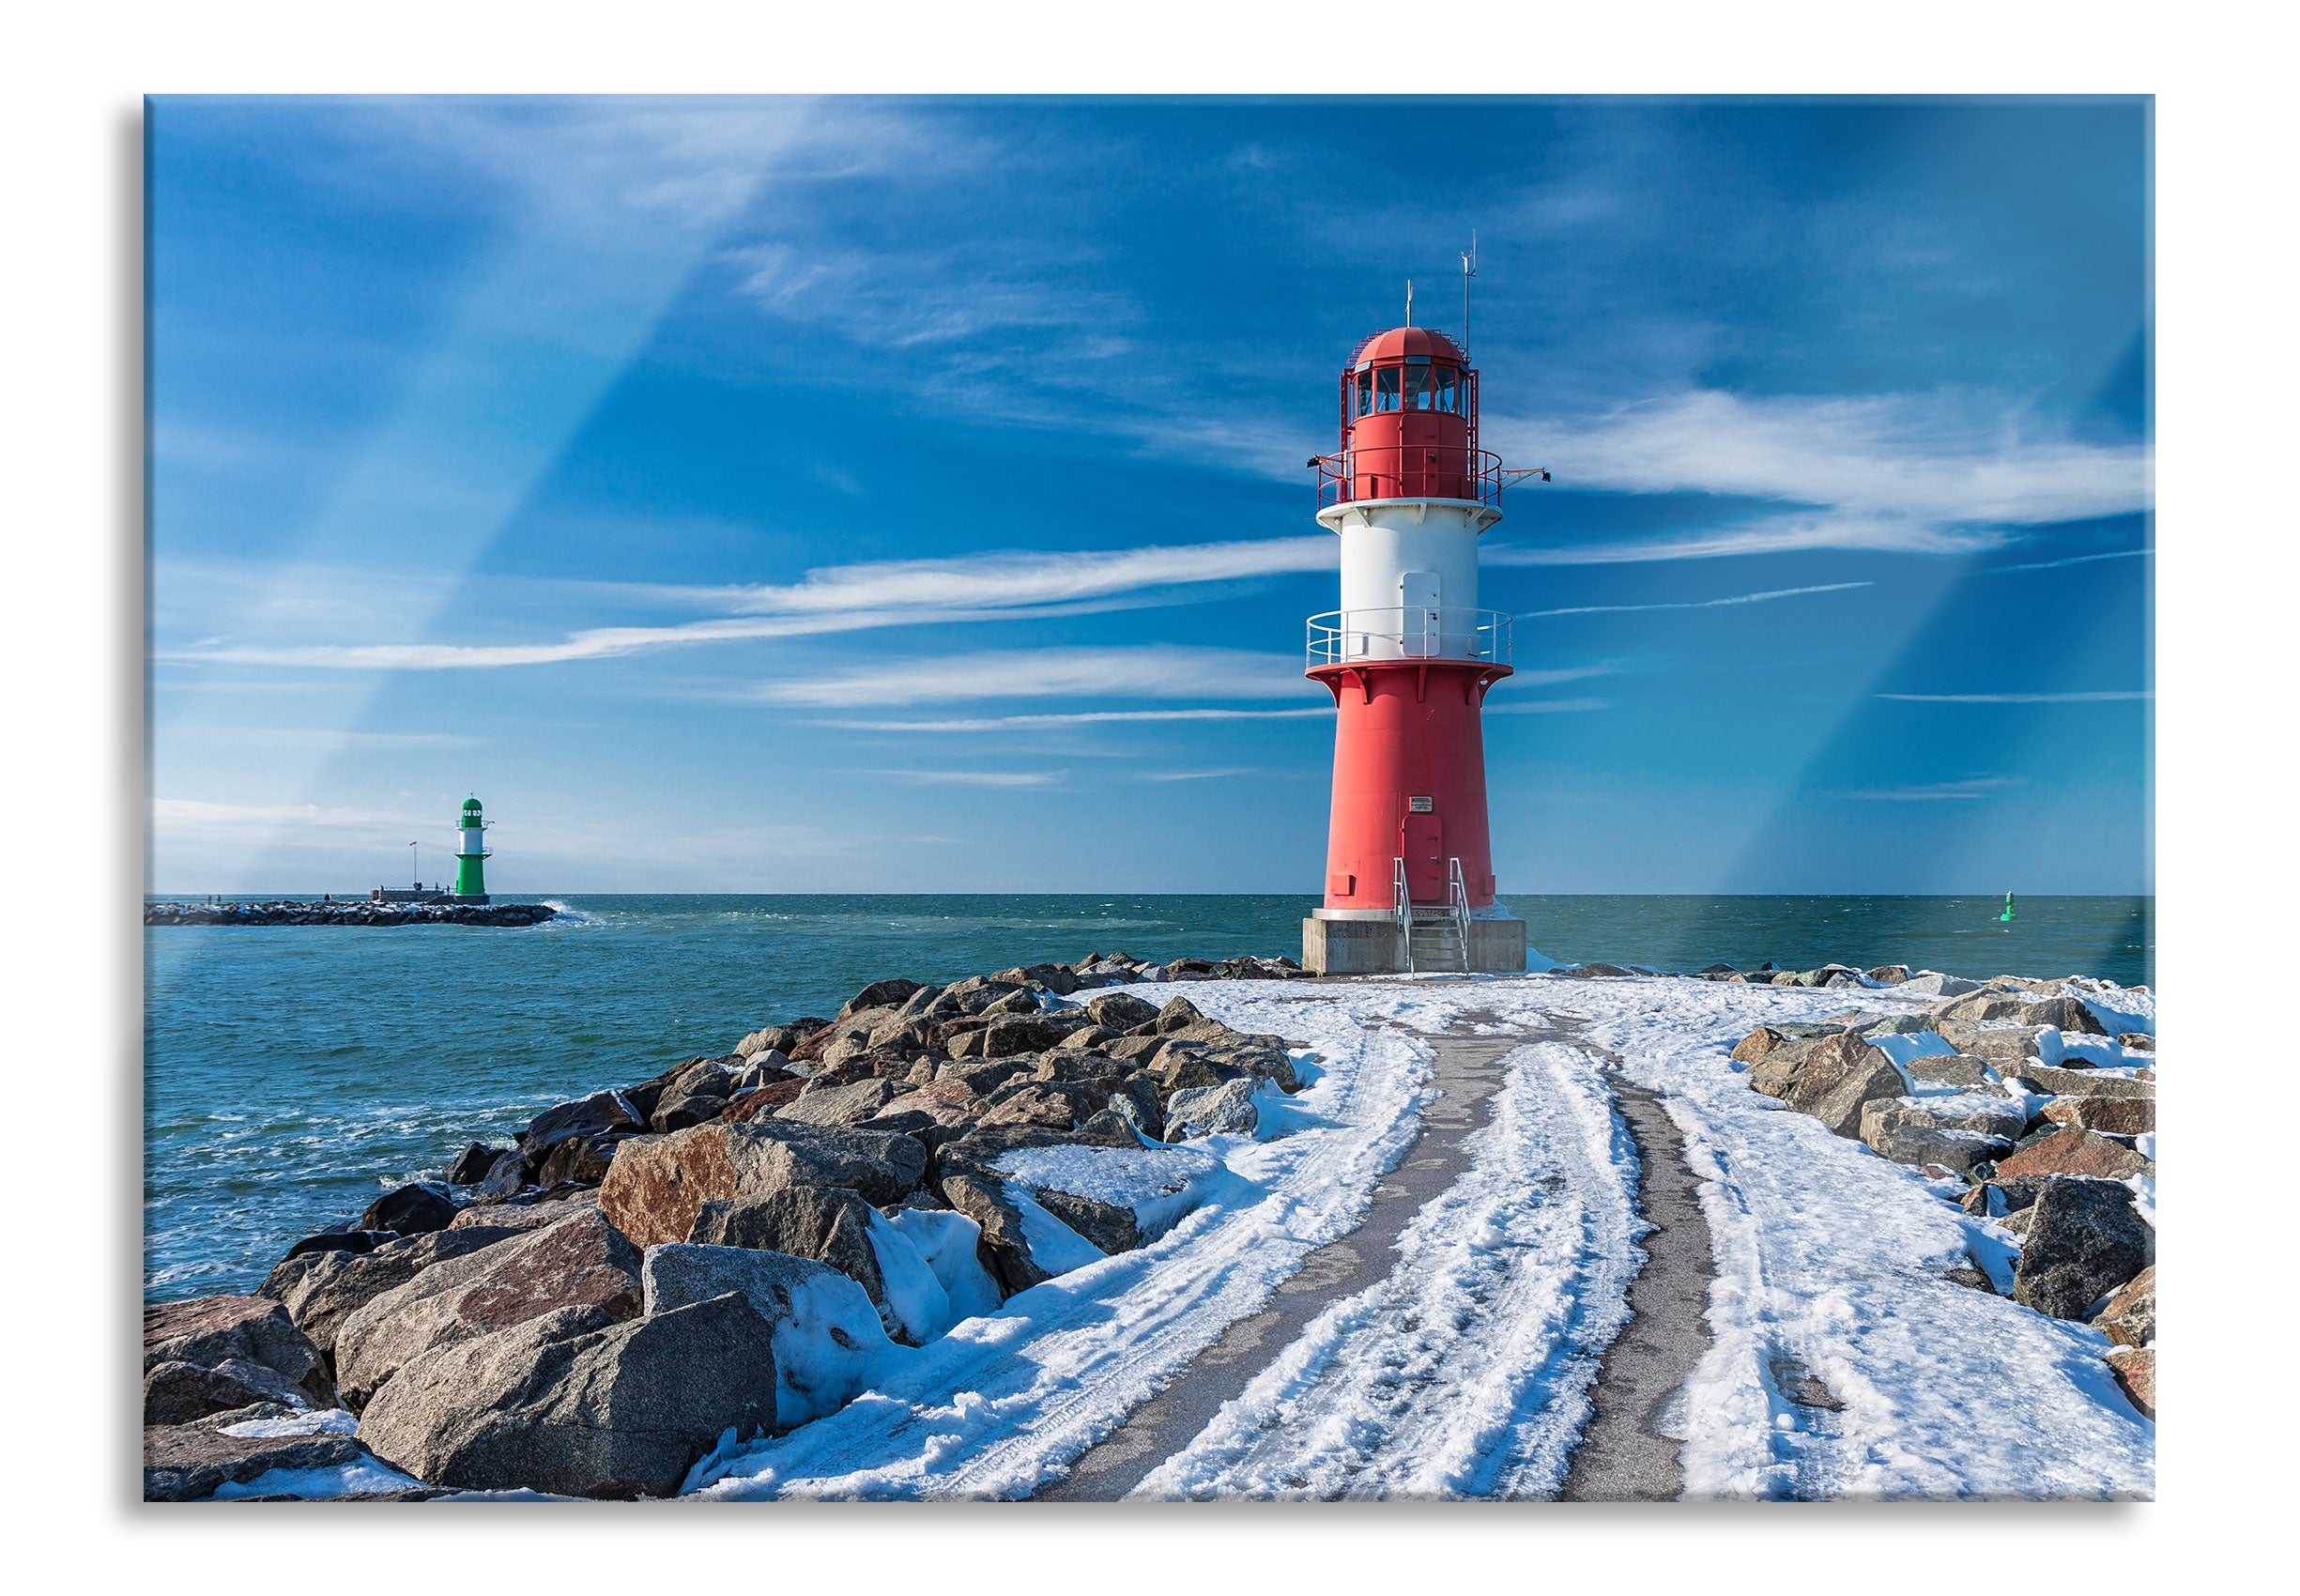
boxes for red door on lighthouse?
[1402,811,1444,900]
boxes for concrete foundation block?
[1466,918,1527,974]
[1302,916,1405,974]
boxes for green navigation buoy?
[1999,891,2016,924]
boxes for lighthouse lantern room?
[1301,321,1533,974]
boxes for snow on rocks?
[159,946,2154,1500]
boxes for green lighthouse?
[452,796,491,903]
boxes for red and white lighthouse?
[1301,322,1533,974]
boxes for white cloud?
[1521,581,1872,619]
[151,798,422,838]
[1979,547,2152,575]
[1875,691,2152,704]
[714,538,1329,618]
[1841,777,2024,802]
[167,538,1334,671]
[860,769,1063,788]
[1145,768,1260,782]
[822,707,1335,733]
[1491,388,2151,526]
[1487,514,2008,567]
[1483,697,1613,715]
[753,646,1312,708]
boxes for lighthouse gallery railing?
[1312,446,1506,510]
[1306,606,1512,669]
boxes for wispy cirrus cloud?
[1483,697,1613,715]
[169,539,1334,672]
[1840,776,2024,802]
[1483,387,2149,565]
[1522,581,1871,619]
[824,707,1335,733]
[1876,691,2152,704]
[1978,547,2152,575]
[858,769,1063,788]
[1500,389,2150,524]
[753,646,1311,708]
[1488,514,2009,567]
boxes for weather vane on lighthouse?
[1300,271,1545,974]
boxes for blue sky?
[148,96,2151,895]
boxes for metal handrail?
[1312,445,1504,509]
[1392,856,1416,975]
[1448,856,1473,959]
[1306,606,1512,669]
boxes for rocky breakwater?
[1723,968,2157,1420]
[146,948,1313,1499]
[145,898,557,928]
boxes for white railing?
[1307,606,1512,668]
[1448,856,1473,959]
[1392,855,1416,975]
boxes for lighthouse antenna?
[1462,231,1478,358]
[1404,280,1413,328]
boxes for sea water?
[145,892,2151,1302]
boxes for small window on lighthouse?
[1434,366,1458,414]
[1404,365,1432,410]
[1374,366,1400,412]
[1356,368,1373,418]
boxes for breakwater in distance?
[146,899,557,928]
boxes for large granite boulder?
[640,1243,898,1426]
[445,1143,508,1185]
[1857,1102,2016,1175]
[333,1209,643,1407]
[144,1296,335,1417]
[1154,996,1206,1034]
[1085,990,1161,1031]
[144,1412,379,1502]
[1164,1077,1264,1141]
[2008,1066,2154,1098]
[938,1173,1048,1297]
[448,1198,597,1234]
[841,978,928,1019]
[1995,1128,2153,1182]
[597,1119,927,1248]
[359,1183,460,1236]
[523,1091,641,1159]
[357,1295,779,1499]
[260,1224,527,1358]
[1760,1032,1906,1138]
[687,1188,888,1318]
[777,1077,903,1128]
[2093,1264,2155,1348]
[2107,1345,2154,1420]
[2041,1096,2155,1135]
[2012,1177,2154,1321]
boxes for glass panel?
[1375,366,1400,412]
[1357,368,1373,419]
[1404,365,1432,410]
[1434,366,1457,414]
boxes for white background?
[3,1,2289,1586]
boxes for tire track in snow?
[1115,1035,1645,1499]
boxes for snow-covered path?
[688,973,2154,1501]
[1133,1033,1643,1498]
